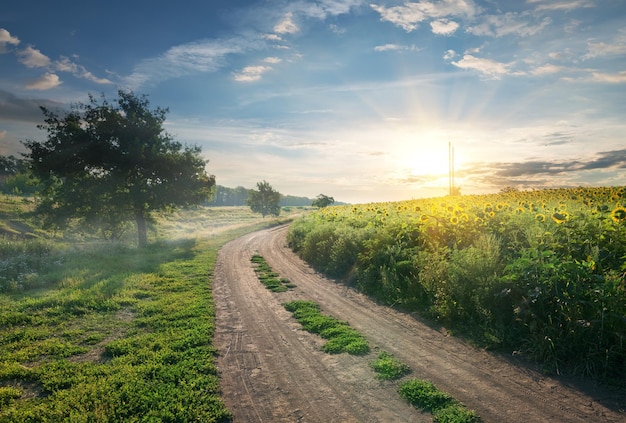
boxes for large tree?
[247,180,281,217]
[312,193,335,208]
[23,90,215,247]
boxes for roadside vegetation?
[399,379,481,423]
[283,300,370,355]
[251,254,296,292]
[0,194,298,421]
[370,351,412,380]
[287,186,626,388]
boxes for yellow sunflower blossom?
[551,211,569,224]
[611,206,626,223]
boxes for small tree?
[23,90,215,247]
[247,180,281,217]
[312,194,335,208]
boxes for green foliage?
[370,351,411,380]
[288,186,626,387]
[251,254,295,292]
[0,387,22,407]
[288,218,372,278]
[398,379,453,411]
[283,300,369,355]
[22,90,215,247]
[398,379,480,422]
[312,193,335,208]
[0,239,57,292]
[0,215,250,421]
[433,404,481,423]
[247,180,281,217]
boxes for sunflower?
[535,213,546,222]
[551,211,569,224]
[449,216,459,225]
[611,206,626,223]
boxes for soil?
[214,225,625,422]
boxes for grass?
[398,379,481,423]
[251,254,296,292]
[0,198,298,422]
[370,351,411,380]
[283,300,369,355]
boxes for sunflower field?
[287,186,626,385]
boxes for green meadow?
[0,194,297,422]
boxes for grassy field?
[0,195,302,422]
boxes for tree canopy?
[247,180,281,217]
[312,194,335,208]
[22,90,215,246]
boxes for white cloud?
[430,19,459,35]
[17,46,51,68]
[292,0,364,20]
[530,64,564,75]
[263,56,282,64]
[125,38,249,88]
[371,0,477,32]
[263,33,283,42]
[0,28,20,53]
[591,71,626,83]
[443,49,456,60]
[329,24,347,34]
[233,65,272,82]
[370,3,426,32]
[274,12,299,34]
[374,43,421,52]
[451,54,512,79]
[55,56,112,84]
[529,0,596,12]
[467,13,551,37]
[583,41,626,60]
[25,72,61,90]
[0,130,6,139]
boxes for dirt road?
[214,225,624,422]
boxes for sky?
[1,0,625,204]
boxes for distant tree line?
[206,185,319,207]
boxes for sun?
[395,139,458,178]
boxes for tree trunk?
[135,208,148,248]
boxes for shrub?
[370,351,411,380]
[398,379,453,411]
[283,300,369,355]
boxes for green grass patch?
[370,351,411,380]
[398,379,481,422]
[251,254,295,292]
[0,205,294,422]
[284,300,369,355]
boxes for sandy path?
[214,225,624,422]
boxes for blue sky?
[1,0,625,203]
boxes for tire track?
[214,230,425,422]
